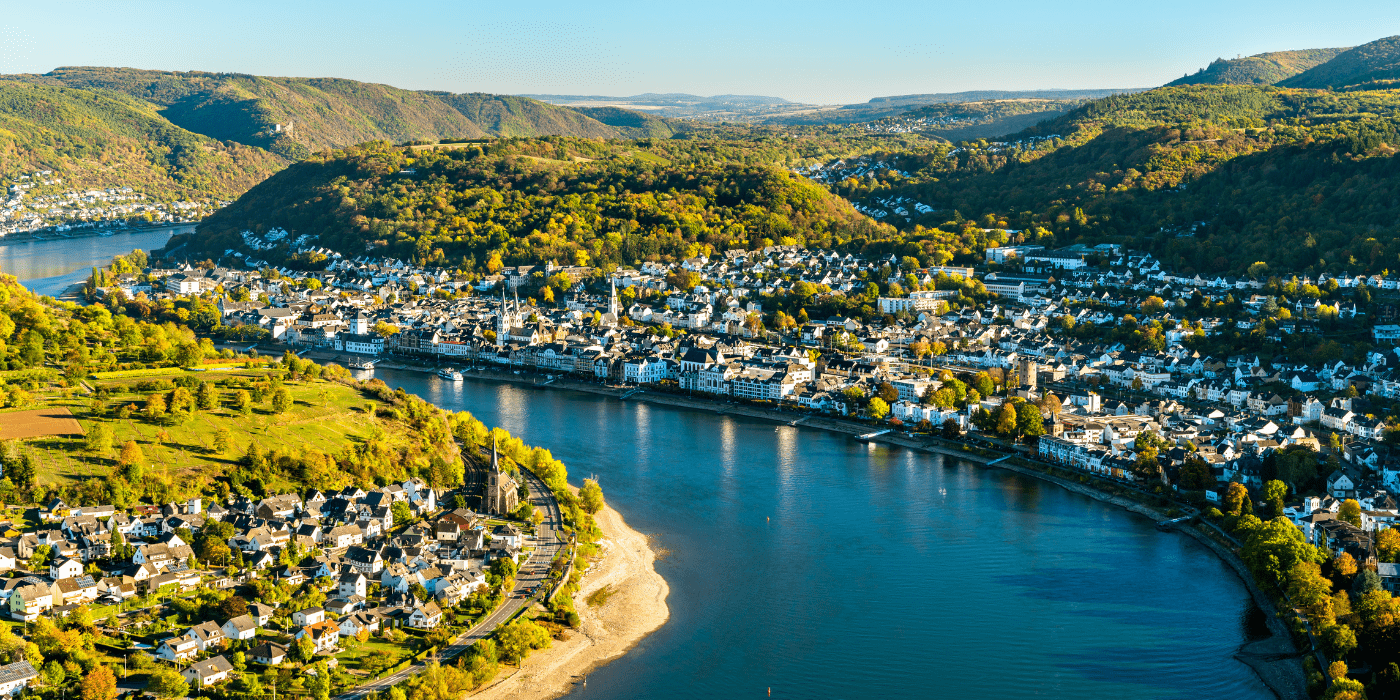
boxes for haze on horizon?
[2,0,1398,105]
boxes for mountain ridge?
[1165,48,1348,86]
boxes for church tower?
[485,435,519,515]
[609,277,619,317]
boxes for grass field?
[15,366,401,496]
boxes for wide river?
[365,368,1274,700]
[1,235,1273,699]
[0,226,187,296]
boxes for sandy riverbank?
[473,502,671,700]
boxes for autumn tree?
[80,664,118,700]
[271,387,292,414]
[995,402,1017,438]
[868,397,890,420]
[579,479,604,515]
[1339,499,1362,527]
[118,440,143,468]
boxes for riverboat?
[438,367,464,381]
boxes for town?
[0,172,220,238]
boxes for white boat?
[438,367,464,381]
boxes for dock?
[854,429,893,441]
[620,388,644,399]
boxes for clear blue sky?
[2,1,1398,104]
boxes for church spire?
[609,277,618,316]
[491,434,499,471]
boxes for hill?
[22,67,620,159]
[0,80,284,202]
[864,89,1146,106]
[565,106,679,138]
[829,84,1400,276]
[1166,48,1347,86]
[1279,35,1400,89]
[169,137,893,269]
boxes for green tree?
[235,389,252,415]
[143,392,167,422]
[1263,480,1288,518]
[292,635,316,663]
[195,381,215,410]
[1016,403,1045,438]
[146,667,189,699]
[579,478,604,515]
[1223,482,1249,517]
[271,387,292,414]
[868,397,890,420]
[495,619,551,664]
[213,427,231,454]
[391,500,413,527]
[85,423,114,457]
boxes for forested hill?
[15,67,622,160]
[1278,35,1400,90]
[829,84,1400,277]
[0,80,284,201]
[1166,48,1346,86]
[173,138,896,270]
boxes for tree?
[876,382,899,403]
[1178,458,1211,490]
[495,619,551,664]
[391,500,413,527]
[1264,480,1288,519]
[291,635,316,663]
[1339,499,1362,527]
[941,418,961,438]
[213,427,231,454]
[1140,296,1166,314]
[973,372,995,398]
[86,423,113,456]
[271,387,292,414]
[118,440,143,468]
[144,392,167,422]
[1379,528,1400,562]
[80,664,118,700]
[196,381,215,410]
[307,662,331,700]
[1223,482,1249,517]
[868,397,890,420]
[579,478,604,515]
[995,402,1017,437]
[235,389,252,415]
[1016,403,1045,438]
[146,667,189,699]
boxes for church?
[484,438,520,515]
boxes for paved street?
[336,466,566,700]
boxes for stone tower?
[1019,357,1037,390]
[484,436,520,516]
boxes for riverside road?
[335,465,565,700]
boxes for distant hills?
[865,89,1147,106]
[1166,49,1347,86]
[1279,35,1400,89]
[0,67,645,214]
[1165,36,1400,91]
[0,80,283,201]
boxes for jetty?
[854,429,893,441]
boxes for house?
[294,620,341,653]
[156,633,201,662]
[221,614,258,642]
[345,546,384,575]
[408,601,443,629]
[250,641,287,666]
[189,621,225,651]
[8,582,53,622]
[49,557,82,581]
[249,603,277,627]
[339,572,368,599]
[337,611,381,638]
[0,661,37,696]
[1380,562,1400,594]
[293,606,325,626]
[182,655,233,688]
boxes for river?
[0,226,189,296]
[361,368,1274,700]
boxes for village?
[88,235,1400,619]
[0,172,219,238]
[0,436,546,697]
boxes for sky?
[2,1,1398,105]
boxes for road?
[335,466,566,700]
